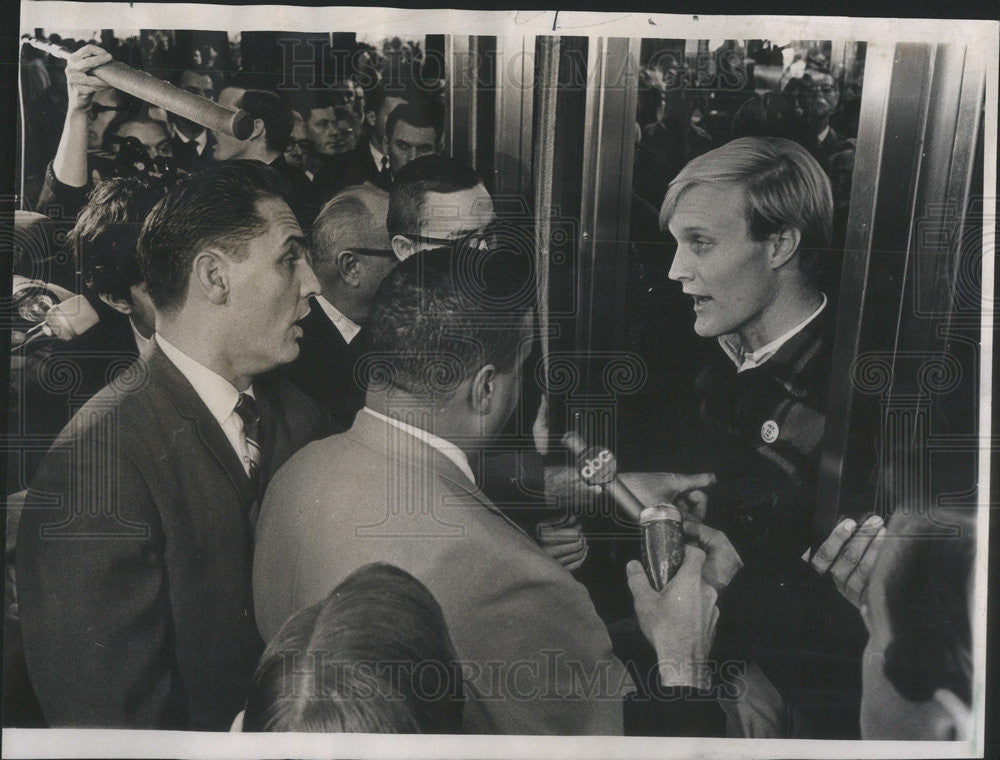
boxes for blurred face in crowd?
[305,106,338,158]
[332,116,357,155]
[284,115,309,170]
[221,196,320,378]
[86,88,126,150]
[386,119,438,174]
[115,119,173,161]
[802,71,839,123]
[211,87,249,161]
[858,533,972,740]
[368,95,406,147]
[666,182,780,349]
[179,70,215,101]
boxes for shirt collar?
[369,139,387,170]
[361,406,475,486]
[314,295,361,344]
[173,124,208,153]
[720,293,828,373]
[155,334,253,425]
[130,320,154,355]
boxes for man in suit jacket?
[313,80,408,200]
[16,162,323,729]
[212,85,319,230]
[282,183,397,432]
[166,68,217,174]
[255,249,726,734]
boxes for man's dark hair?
[237,89,294,154]
[385,99,445,143]
[285,90,339,121]
[243,563,464,733]
[364,245,535,399]
[138,161,287,312]
[387,156,484,236]
[72,178,164,301]
[882,507,974,708]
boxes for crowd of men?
[4,33,975,742]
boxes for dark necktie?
[234,392,261,492]
[379,155,392,186]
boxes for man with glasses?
[387,155,496,261]
[282,183,398,431]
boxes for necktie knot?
[234,393,260,438]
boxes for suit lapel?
[146,346,254,503]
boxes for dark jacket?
[312,140,390,205]
[16,345,321,729]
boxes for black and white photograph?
[2,2,996,758]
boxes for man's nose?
[667,244,692,282]
[298,259,321,299]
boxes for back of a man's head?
[387,156,484,237]
[243,562,464,733]
[385,98,445,143]
[238,89,294,154]
[73,177,164,302]
[138,161,286,313]
[312,185,392,280]
[659,136,833,285]
[364,245,535,400]
[882,507,974,711]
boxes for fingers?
[831,516,884,605]
[670,544,707,587]
[810,517,856,574]
[683,489,709,520]
[626,559,655,599]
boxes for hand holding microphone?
[12,295,100,352]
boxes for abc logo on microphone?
[579,447,615,484]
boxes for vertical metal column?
[493,34,534,202]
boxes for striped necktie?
[234,392,261,491]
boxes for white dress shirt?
[314,295,361,344]
[368,140,388,173]
[156,334,256,476]
[361,406,475,486]
[720,293,828,373]
[172,124,209,155]
[130,320,154,355]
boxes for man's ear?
[391,234,417,262]
[97,292,133,316]
[336,249,362,287]
[192,249,229,304]
[250,118,266,142]
[470,364,496,415]
[931,689,972,741]
[767,226,802,269]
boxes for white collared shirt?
[172,124,209,155]
[720,293,828,373]
[130,320,154,355]
[369,140,388,173]
[156,334,256,476]
[314,296,361,344]
[362,406,475,486]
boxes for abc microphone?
[12,295,100,352]
[560,431,645,522]
[561,431,685,589]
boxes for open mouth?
[691,295,712,307]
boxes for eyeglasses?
[349,247,397,258]
[402,221,503,253]
[87,104,126,121]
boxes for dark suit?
[7,297,139,493]
[169,130,215,175]
[268,154,321,231]
[280,298,367,433]
[312,140,390,204]
[16,345,321,729]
